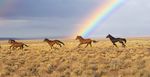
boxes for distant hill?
[0,36,69,40]
[0,38,28,40]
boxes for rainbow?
[73,0,125,38]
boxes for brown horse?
[106,34,127,47]
[76,36,98,48]
[44,38,65,49]
[8,39,28,50]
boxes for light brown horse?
[76,36,98,48]
[44,38,65,49]
[8,39,28,50]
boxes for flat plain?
[0,38,150,77]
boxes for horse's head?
[106,34,111,38]
[8,39,16,44]
[76,36,81,40]
[43,38,49,42]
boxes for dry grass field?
[0,38,150,77]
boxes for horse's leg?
[113,43,118,48]
[57,43,62,47]
[12,46,16,50]
[119,41,126,48]
[21,45,24,50]
[9,45,12,50]
[19,46,22,50]
[90,43,92,47]
[59,44,62,47]
[17,47,21,50]
[50,45,53,49]
[78,43,82,47]
[85,44,89,48]
[123,43,126,48]
[20,47,23,50]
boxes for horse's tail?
[122,38,127,43]
[56,40,65,45]
[23,43,29,47]
[92,40,98,43]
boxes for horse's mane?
[44,38,49,40]
[77,36,84,40]
[44,38,53,42]
[9,39,16,42]
[108,34,115,39]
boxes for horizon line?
[0,35,149,40]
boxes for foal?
[8,39,28,50]
[106,34,127,47]
[43,38,65,49]
[76,36,98,48]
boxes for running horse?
[43,38,65,49]
[106,34,127,47]
[8,39,28,50]
[76,36,98,48]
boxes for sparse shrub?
[27,64,40,76]
[0,69,10,76]
[109,59,123,70]
[47,64,56,74]
[82,69,97,77]
[0,39,150,77]
[136,70,150,77]
[73,68,83,76]
[40,57,49,62]
[5,66,15,72]
[87,64,98,71]
[19,59,25,64]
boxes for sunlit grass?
[0,38,150,77]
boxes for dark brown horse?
[8,39,28,50]
[76,36,98,48]
[44,38,65,49]
[106,34,127,47]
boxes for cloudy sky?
[0,0,149,38]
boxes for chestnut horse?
[44,38,65,49]
[106,34,127,47]
[76,36,98,48]
[8,39,28,50]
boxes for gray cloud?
[0,0,149,38]
[0,0,102,18]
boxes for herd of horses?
[6,34,127,50]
